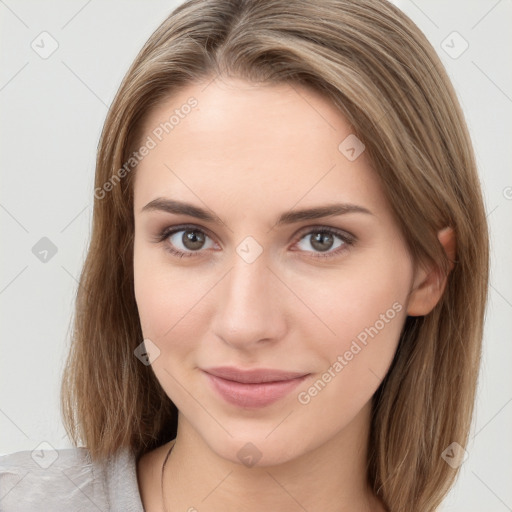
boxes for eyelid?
[155,223,219,245]
[154,223,220,258]
[294,224,356,244]
[155,223,356,258]
[156,223,355,243]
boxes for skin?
[132,77,454,512]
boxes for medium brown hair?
[61,1,489,510]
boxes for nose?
[211,251,288,351]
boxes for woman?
[0,0,489,511]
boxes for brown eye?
[161,227,216,257]
[179,229,206,251]
[310,232,336,252]
[294,227,354,259]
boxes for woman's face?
[132,77,418,465]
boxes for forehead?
[133,77,388,220]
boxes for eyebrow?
[141,197,373,226]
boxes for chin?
[197,427,311,468]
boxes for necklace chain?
[160,441,175,512]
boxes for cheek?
[303,246,408,342]
[134,240,183,340]
[135,264,198,341]
[134,247,168,337]
[133,241,217,350]
[293,279,408,435]
[337,268,408,353]
[133,247,209,405]
[295,248,411,406]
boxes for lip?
[202,366,310,408]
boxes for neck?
[160,402,384,512]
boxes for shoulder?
[0,446,144,512]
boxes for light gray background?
[1,1,511,510]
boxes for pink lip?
[202,367,309,408]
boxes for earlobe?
[406,227,456,316]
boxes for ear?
[406,227,456,316]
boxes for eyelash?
[154,224,356,260]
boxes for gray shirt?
[0,447,144,511]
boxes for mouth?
[201,366,310,408]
